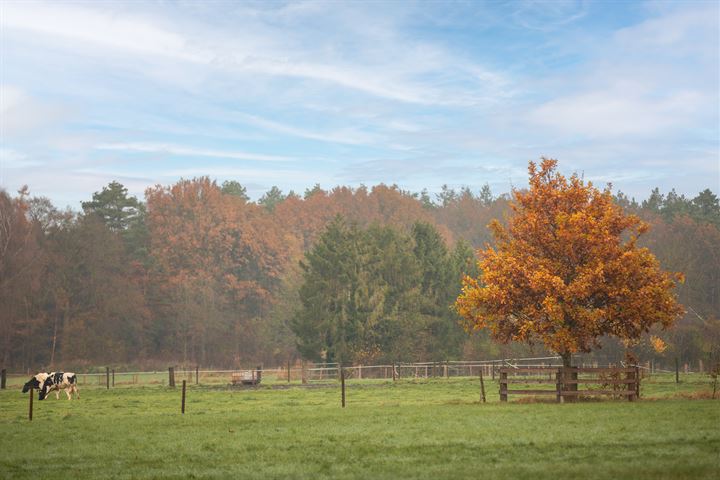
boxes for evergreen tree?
[81,181,142,232]
[221,180,249,201]
[259,186,286,212]
[642,187,664,212]
[691,189,720,227]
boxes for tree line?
[1,177,718,370]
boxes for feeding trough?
[231,367,262,386]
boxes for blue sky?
[1,0,718,208]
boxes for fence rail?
[0,356,694,392]
[498,366,640,402]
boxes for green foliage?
[304,183,325,199]
[478,183,493,206]
[436,184,457,207]
[691,189,720,226]
[81,181,142,232]
[292,217,473,364]
[258,185,287,211]
[2,180,718,369]
[220,180,249,201]
[639,186,720,227]
[80,181,148,263]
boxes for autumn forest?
[1,175,718,371]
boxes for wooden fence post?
[301,360,307,384]
[499,369,507,402]
[635,366,640,400]
[1,368,6,389]
[169,367,175,388]
[196,365,199,385]
[392,362,396,382]
[491,362,495,381]
[29,388,33,421]
[256,366,262,385]
[626,367,634,401]
[555,368,563,403]
[444,361,448,378]
[340,365,346,408]
[287,360,291,383]
[479,369,486,403]
[571,368,578,402]
[626,367,637,401]
[181,380,186,414]
[675,358,679,384]
[105,367,109,389]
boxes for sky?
[1,0,718,208]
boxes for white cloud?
[234,113,379,146]
[0,148,43,168]
[95,142,292,162]
[0,85,68,137]
[527,4,718,140]
[1,2,206,62]
[529,89,706,137]
[511,0,588,32]
[0,1,512,106]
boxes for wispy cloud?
[1,1,717,205]
[234,113,379,146]
[511,0,589,32]
[0,148,44,168]
[95,143,292,162]
[1,2,204,62]
[1,1,510,106]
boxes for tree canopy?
[292,217,473,364]
[455,159,685,366]
[2,174,716,369]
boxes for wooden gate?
[499,367,639,402]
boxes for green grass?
[1,375,718,479]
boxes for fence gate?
[499,367,640,402]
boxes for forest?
[1,178,718,371]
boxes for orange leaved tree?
[455,158,684,367]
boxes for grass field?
[1,374,718,479]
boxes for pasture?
[0,374,718,479]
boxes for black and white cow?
[39,372,79,400]
[22,372,49,395]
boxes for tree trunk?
[561,352,572,367]
[560,352,576,402]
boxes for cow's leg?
[65,389,72,400]
[74,386,80,399]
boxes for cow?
[39,372,79,400]
[22,372,50,396]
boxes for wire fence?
[2,355,710,390]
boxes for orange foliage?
[650,335,667,354]
[274,184,435,251]
[145,177,292,316]
[455,159,684,364]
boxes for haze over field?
[1,0,718,208]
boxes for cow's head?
[22,373,48,393]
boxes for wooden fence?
[499,367,640,402]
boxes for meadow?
[0,374,718,479]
